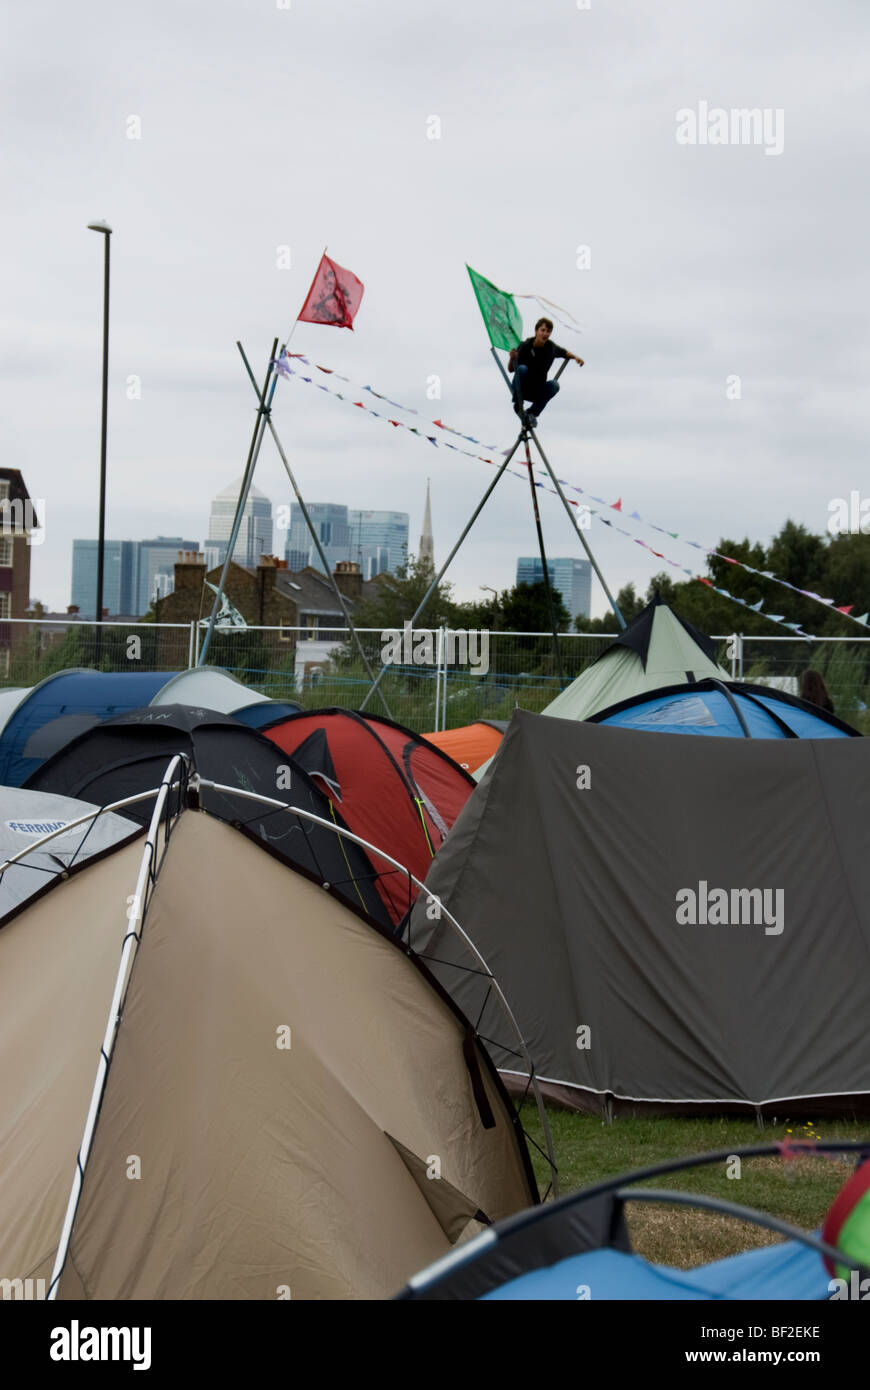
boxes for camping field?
[521,1108,869,1269]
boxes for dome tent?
[24,704,391,928]
[399,1141,870,1301]
[472,597,730,781]
[589,678,859,739]
[261,708,475,925]
[0,803,537,1300]
[542,596,730,723]
[411,709,870,1116]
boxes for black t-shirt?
[514,337,568,387]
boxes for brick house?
[153,554,383,671]
[0,469,39,677]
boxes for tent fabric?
[480,1241,827,1300]
[231,699,302,728]
[542,598,730,723]
[0,811,536,1299]
[0,837,149,1292]
[148,666,270,712]
[422,721,507,773]
[0,789,141,923]
[262,709,475,925]
[410,709,870,1115]
[0,687,29,740]
[0,670,178,787]
[471,599,729,782]
[590,679,858,739]
[25,705,391,928]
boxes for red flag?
[298,254,364,330]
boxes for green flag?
[466,264,523,351]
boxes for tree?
[351,554,462,631]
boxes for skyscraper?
[71,539,140,617]
[208,480,273,568]
[348,509,409,578]
[137,537,200,614]
[515,557,592,621]
[71,538,200,616]
[282,504,409,579]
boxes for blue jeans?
[512,364,560,416]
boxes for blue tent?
[398,1142,870,1301]
[0,670,177,787]
[232,699,302,729]
[589,678,859,739]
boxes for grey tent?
[0,803,537,1299]
[412,708,870,1116]
[0,789,141,922]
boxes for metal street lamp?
[87,220,112,661]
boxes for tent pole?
[359,431,528,712]
[521,430,565,684]
[47,755,188,1298]
[237,342,394,720]
[527,425,626,630]
[198,339,279,665]
[492,345,569,676]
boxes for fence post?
[442,625,448,730]
[434,627,442,733]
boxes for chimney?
[333,560,362,600]
[175,551,207,591]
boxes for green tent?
[474,599,729,781]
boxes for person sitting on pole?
[508,318,583,427]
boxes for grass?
[519,1107,870,1269]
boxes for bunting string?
[270,353,867,637]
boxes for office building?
[515,556,592,621]
[348,509,409,578]
[207,479,273,568]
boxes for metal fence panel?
[2,621,867,734]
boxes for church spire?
[419,478,434,568]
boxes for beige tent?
[0,810,536,1300]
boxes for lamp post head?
[87,220,112,234]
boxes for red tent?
[261,709,475,924]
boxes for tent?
[0,670,177,787]
[149,666,275,714]
[0,788,141,923]
[232,699,302,728]
[0,805,537,1299]
[0,667,301,788]
[422,720,507,773]
[410,709,870,1115]
[262,709,475,924]
[398,1142,870,1300]
[471,597,730,781]
[589,678,859,739]
[25,705,391,928]
[543,597,730,722]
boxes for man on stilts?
[508,318,584,428]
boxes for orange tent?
[422,721,506,774]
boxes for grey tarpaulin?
[410,709,870,1115]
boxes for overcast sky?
[4,0,869,619]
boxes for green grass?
[520,1107,870,1268]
